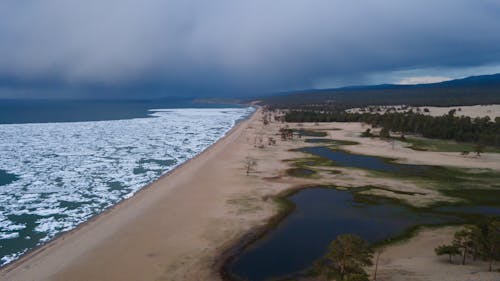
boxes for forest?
[284,109,500,147]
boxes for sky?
[1,0,500,99]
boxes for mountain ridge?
[261,73,500,107]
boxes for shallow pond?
[227,188,460,281]
[300,146,432,176]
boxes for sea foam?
[0,107,254,265]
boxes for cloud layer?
[1,0,500,97]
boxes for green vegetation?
[435,244,461,263]
[439,188,500,207]
[293,146,500,208]
[332,139,359,146]
[314,234,373,281]
[285,110,500,147]
[435,220,500,271]
[289,155,337,168]
[379,127,390,139]
[364,185,426,196]
[286,167,317,178]
[403,136,500,153]
[295,129,327,137]
[304,138,359,146]
[360,128,373,137]
[366,166,500,208]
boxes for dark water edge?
[0,98,244,124]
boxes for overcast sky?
[1,0,500,98]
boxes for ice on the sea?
[0,107,254,266]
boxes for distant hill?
[260,73,500,107]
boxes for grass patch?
[286,167,317,178]
[351,190,418,207]
[371,223,466,249]
[438,188,500,206]
[403,136,500,153]
[296,145,500,208]
[295,129,328,137]
[367,185,427,196]
[304,138,359,146]
[289,155,340,167]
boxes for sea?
[0,99,254,266]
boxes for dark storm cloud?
[1,0,500,98]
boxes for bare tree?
[244,157,257,176]
[372,248,384,281]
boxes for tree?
[434,221,500,271]
[244,157,256,175]
[477,220,500,272]
[379,127,390,139]
[284,110,500,147]
[453,226,476,265]
[372,248,384,281]
[453,229,470,265]
[361,128,372,137]
[486,220,500,271]
[435,244,461,263]
[474,143,484,157]
[317,234,373,281]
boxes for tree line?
[284,109,500,147]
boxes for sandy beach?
[1,108,498,281]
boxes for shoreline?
[218,184,308,281]
[0,106,255,271]
[0,106,261,281]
